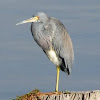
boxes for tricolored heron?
[16,12,74,92]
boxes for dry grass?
[13,89,62,100]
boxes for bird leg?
[55,66,60,92]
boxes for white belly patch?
[47,49,59,65]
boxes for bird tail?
[60,64,70,75]
[60,58,71,75]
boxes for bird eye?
[37,16,39,19]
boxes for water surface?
[0,0,100,99]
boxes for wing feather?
[50,18,74,74]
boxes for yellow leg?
[55,66,60,92]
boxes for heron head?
[16,12,49,25]
[36,12,49,23]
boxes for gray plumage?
[16,12,74,91]
[31,12,74,75]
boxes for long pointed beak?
[16,16,39,25]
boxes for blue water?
[0,0,100,99]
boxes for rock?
[15,90,100,100]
